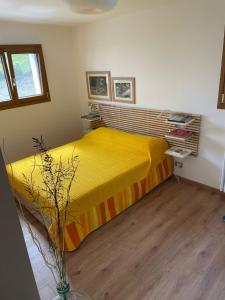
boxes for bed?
[7,127,173,251]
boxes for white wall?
[73,0,225,189]
[0,21,82,162]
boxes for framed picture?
[86,71,111,101]
[112,77,136,104]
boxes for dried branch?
[3,137,79,287]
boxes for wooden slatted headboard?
[89,102,201,156]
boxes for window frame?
[0,44,50,111]
[218,31,225,109]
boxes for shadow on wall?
[200,117,225,164]
[202,118,225,136]
[202,116,225,183]
[176,154,222,188]
[176,116,225,188]
[1,123,83,163]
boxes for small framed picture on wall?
[112,77,136,104]
[86,71,111,101]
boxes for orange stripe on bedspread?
[80,214,88,236]
[66,223,81,247]
[141,178,146,197]
[133,182,139,202]
[163,159,169,177]
[87,211,92,233]
[107,197,116,218]
[158,163,164,181]
[99,202,107,224]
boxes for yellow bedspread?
[7,127,173,251]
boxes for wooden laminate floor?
[21,177,225,300]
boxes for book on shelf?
[81,113,100,121]
[166,114,194,126]
[165,128,192,141]
[165,147,192,159]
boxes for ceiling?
[0,0,173,26]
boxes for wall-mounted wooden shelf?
[166,115,195,127]
[81,113,101,121]
[165,147,192,159]
[81,113,101,130]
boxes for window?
[0,45,50,111]
[218,31,225,109]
